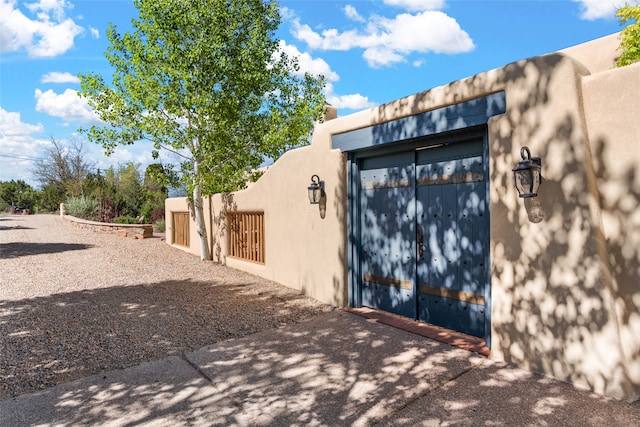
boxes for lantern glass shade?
[308,185,321,204]
[308,175,321,204]
[512,147,541,198]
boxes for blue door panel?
[457,181,487,296]
[363,282,414,318]
[359,136,489,340]
[415,138,488,338]
[360,152,416,319]
[459,301,486,338]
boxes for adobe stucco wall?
[165,34,638,400]
[581,61,640,400]
[164,136,348,307]
[559,32,620,73]
[485,56,636,401]
[211,141,348,307]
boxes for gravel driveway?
[0,214,333,400]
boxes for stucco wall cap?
[558,32,620,74]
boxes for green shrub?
[113,215,141,224]
[65,195,99,220]
[154,219,166,232]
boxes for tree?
[114,163,145,218]
[82,169,118,222]
[78,0,325,260]
[39,184,66,212]
[32,137,95,208]
[616,2,640,67]
[141,163,169,223]
[0,180,38,212]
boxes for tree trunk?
[193,160,212,261]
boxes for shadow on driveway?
[2,311,638,426]
[0,279,331,399]
[0,242,93,259]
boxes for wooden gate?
[172,212,190,247]
[228,212,265,264]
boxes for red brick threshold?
[344,307,491,357]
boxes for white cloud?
[41,71,80,84]
[108,146,134,164]
[0,107,44,135]
[0,0,83,58]
[278,40,339,82]
[277,41,375,111]
[25,0,70,21]
[326,88,377,110]
[34,88,101,124]
[383,0,446,12]
[0,107,49,184]
[573,0,619,20]
[362,46,405,68]
[290,10,473,68]
[344,5,365,23]
[279,6,296,21]
[90,27,99,38]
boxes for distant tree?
[82,169,118,222]
[78,0,326,260]
[143,164,169,195]
[0,180,38,212]
[141,163,169,223]
[39,183,66,212]
[115,163,145,218]
[616,2,640,67]
[32,138,95,207]
[94,163,146,220]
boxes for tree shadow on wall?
[591,136,640,397]
[328,153,349,306]
[485,58,638,398]
[363,54,640,399]
[210,192,237,263]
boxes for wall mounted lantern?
[308,175,324,204]
[512,146,542,198]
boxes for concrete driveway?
[2,310,639,426]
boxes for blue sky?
[0,0,629,186]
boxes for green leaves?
[77,0,325,258]
[79,0,325,193]
[616,3,640,67]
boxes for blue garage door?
[359,137,490,339]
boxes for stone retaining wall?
[62,215,153,239]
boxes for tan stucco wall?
[164,34,639,400]
[486,56,630,400]
[559,32,619,73]
[582,61,640,400]
[212,141,348,307]
[165,139,348,307]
